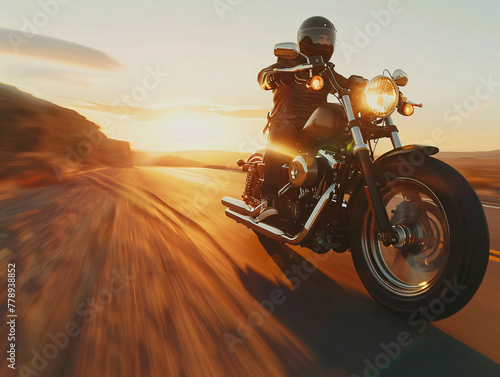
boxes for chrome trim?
[406,100,423,108]
[364,75,399,118]
[294,156,308,171]
[391,131,403,148]
[273,42,310,63]
[341,94,356,122]
[351,126,369,154]
[391,224,409,249]
[253,207,279,223]
[318,150,338,168]
[224,185,336,245]
[221,196,263,217]
[275,64,313,73]
[361,177,450,297]
[274,42,301,59]
[289,155,319,187]
[391,69,409,87]
[304,185,335,230]
[278,182,294,197]
[386,117,402,148]
[298,51,311,64]
[341,94,368,154]
[226,208,288,236]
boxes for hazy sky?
[0,0,499,152]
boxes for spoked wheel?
[362,179,450,297]
[351,157,489,320]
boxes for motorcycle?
[221,42,489,320]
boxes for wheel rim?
[361,178,450,297]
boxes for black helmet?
[297,16,336,61]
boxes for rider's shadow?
[238,235,500,377]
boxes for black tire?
[350,156,489,320]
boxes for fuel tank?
[298,103,347,153]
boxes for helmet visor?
[299,27,336,51]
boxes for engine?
[288,154,324,188]
[279,150,345,235]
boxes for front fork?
[341,94,399,246]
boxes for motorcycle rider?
[257,16,348,218]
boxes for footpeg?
[221,196,263,217]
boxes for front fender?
[347,144,439,214]
[375,144,439,163]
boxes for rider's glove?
[267,70,313,88]
[266,71,295,88]
[294,70,312,83]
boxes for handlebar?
[399,92,423,108]
[273,64,314,73]
[274,62,343,94]
[406,100,423,108]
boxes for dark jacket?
[257,55,349,130]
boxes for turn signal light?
[404,103,414,116]
[398,102,415,116]
[307,75,324,91]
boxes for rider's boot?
[252,198,278,222]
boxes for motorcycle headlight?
[364,75,399,117]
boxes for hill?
[0,83,132,185]
[133,150,254,169]
[438,150,500,159]
[153,155,204,167]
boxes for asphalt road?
[0,166,498,377]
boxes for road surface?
[0,166,499,377]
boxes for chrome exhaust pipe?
[223,185,335,245]
[221,196,264,217]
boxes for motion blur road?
[0,166,499,377]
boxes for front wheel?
[350,156,489,320]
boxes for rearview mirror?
[274,42,300,59]
[392,69,409,87]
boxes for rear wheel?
[350,156,489,320]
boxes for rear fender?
[242,151,264,172]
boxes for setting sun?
[162,114,214,142]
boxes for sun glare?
[160,113,214,148]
